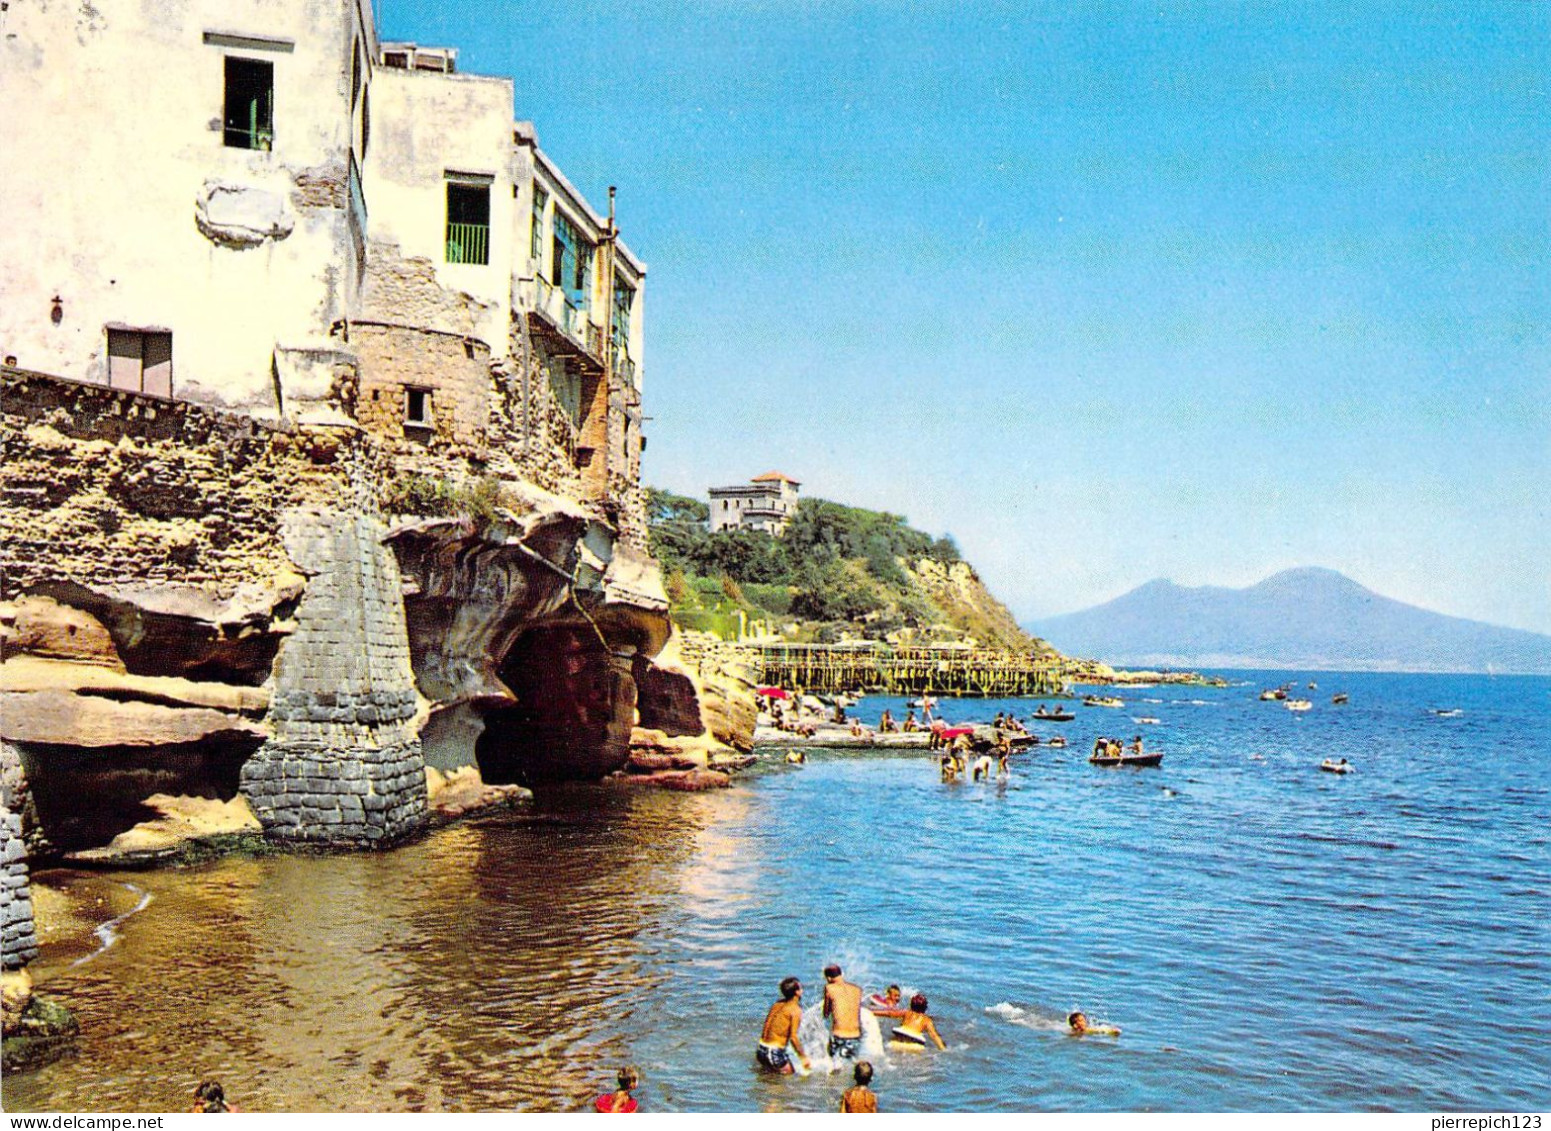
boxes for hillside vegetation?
[648,489,1052,655]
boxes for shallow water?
[5,671,1549,1112]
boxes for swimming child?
[1067,1010,1121,1037]
[888,994,947,1051]
[839,1061,878,1112]
[595,1065,640,1112]
[190,1081,234,1113]
[867,985,907,1019]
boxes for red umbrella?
[756,687,791,700]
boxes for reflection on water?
[6,786,729,1113]
[6,672,1551,1112]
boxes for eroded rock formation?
[1,369,675,860]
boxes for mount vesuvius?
[1027,567,1551,674]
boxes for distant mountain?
[1027,567,1551,674]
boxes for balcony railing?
[521,276,605,365]
[224,125,273,150]
[446,222,489,265]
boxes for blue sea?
[6,670,1549,1113]
[628,670,1551,1112]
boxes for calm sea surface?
[5,671,1548,1112]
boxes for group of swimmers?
[755,966,1119,1110]
[756,966,947,1111]
[757,967,949,1075]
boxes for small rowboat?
[1331,693,1349,705]
[1031,708,1075,722]
[1320,759,1353,774]
[1046,736,1067,748]
[1285,699,1313,712]
[1083,696,1124,709]
[1090,751,1163,767]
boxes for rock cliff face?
[1,368,671,861]
[902,558,1055,654]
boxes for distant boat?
[1429,708,1464,718]
[1331,693,1349,705]
[1090,750,1163,767]
[1031,707,1075,722]
[1083,696,1125,709]
[1285,699,1314,712]
[1259,685,1291,701]
[1308,681,1318,690]
[1132,716,1161,725]
[1320,758,1354,774]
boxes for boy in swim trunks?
[839,1061,878,1112]
[822,964,864,1059]
[757,977,811,1074]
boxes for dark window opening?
[223,57,273,150]
[360,84,370,159]
[107,329,173,398]
[405,387,431,426]
[351,40,362,108]
[446,182,490,265]
[383,51,409,69]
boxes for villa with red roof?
[707,471,801,534]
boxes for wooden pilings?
[753,644,1063,697]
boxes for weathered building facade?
[0,0,691,915]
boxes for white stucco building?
[0,0,645,493]
[708,472,801,534]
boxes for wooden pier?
[751,642,1065,698]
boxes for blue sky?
[382,1,1550,633]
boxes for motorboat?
[1285,699,1313,712]
[1331,693,1349,705]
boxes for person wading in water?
[756,977,812,1074]
[822,964,865,1060]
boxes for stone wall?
[0,367,330,602]
[0,746,37,970]
[240,488,427,846]
[353,322,587,501]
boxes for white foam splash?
[796,1003,891,1074]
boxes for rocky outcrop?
[2,366,674,856]
[903,558,1055,655]
[424,765,532,823]
[65,793,263,864]
[1,966,78,1072]
[624,630,759,785]
[391,491,671,788]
